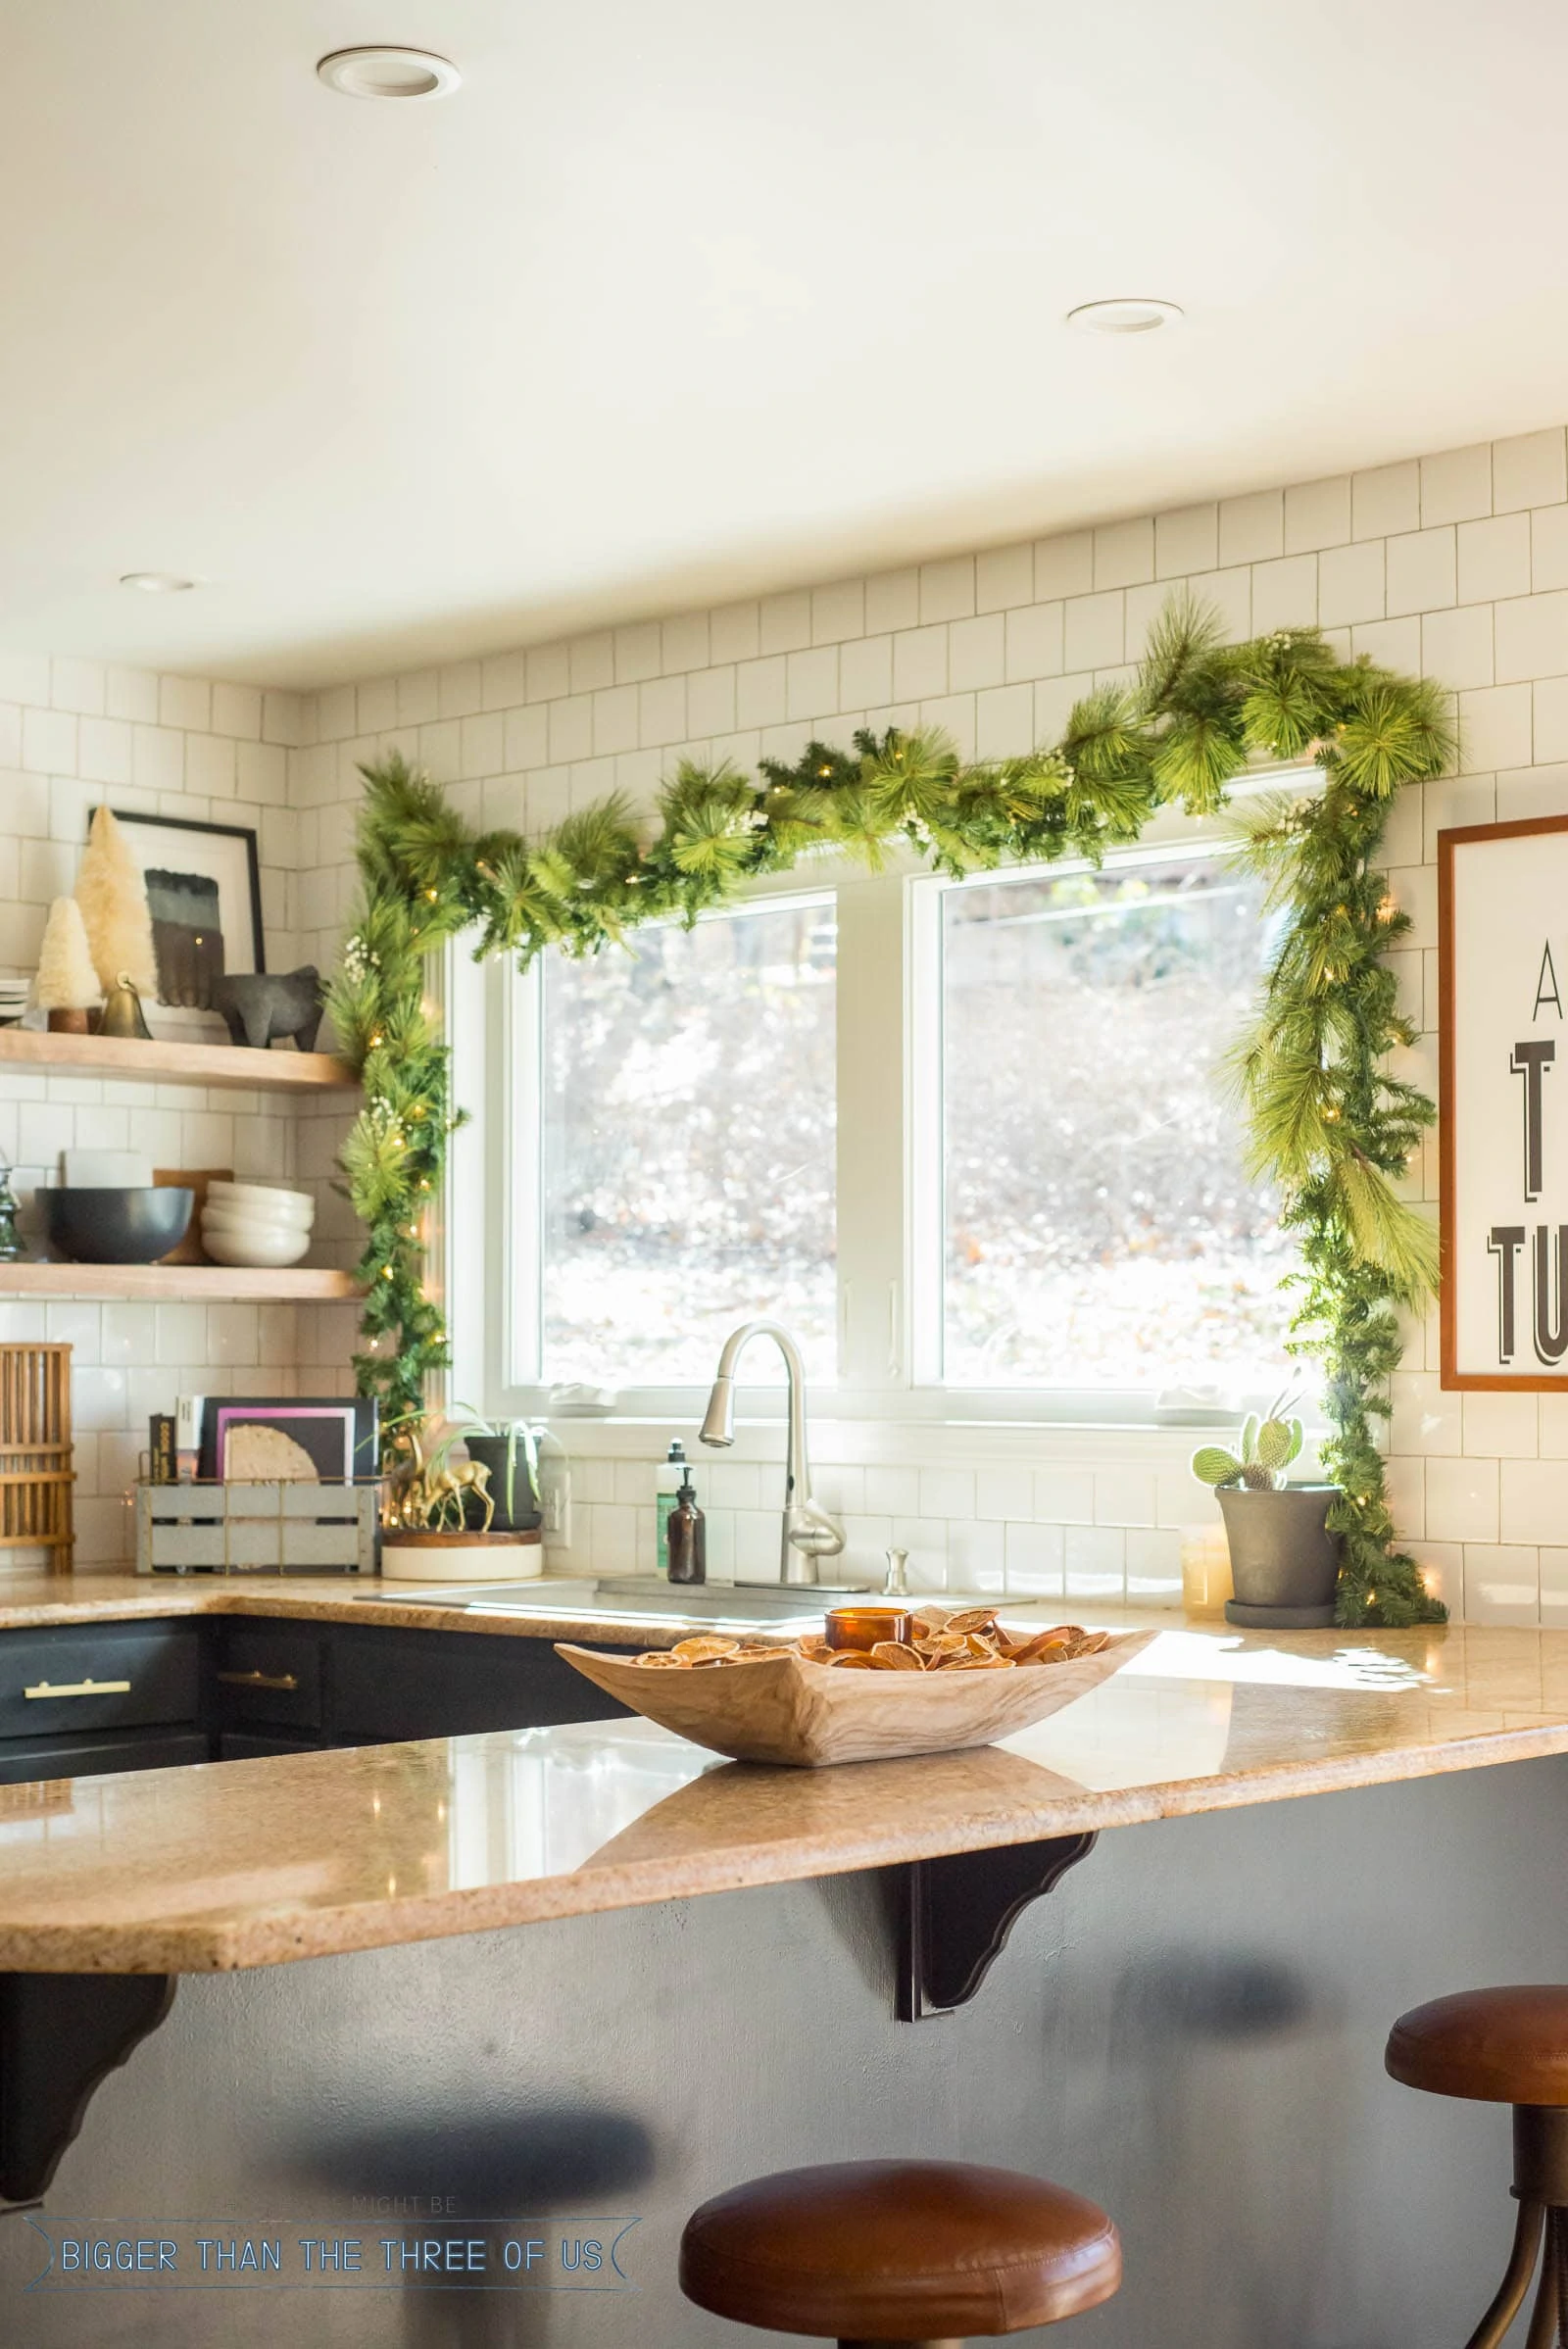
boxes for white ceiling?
[5,0,1568,687]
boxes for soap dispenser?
[665,1470,707,1587]
[656,1440,689,1575]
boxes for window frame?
[448,775,1314,1433]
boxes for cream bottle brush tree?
[74,807,157,1000]
[34,897,101,1033]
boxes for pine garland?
[329,595,1453,1626]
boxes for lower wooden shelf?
[0,1264,363,1302]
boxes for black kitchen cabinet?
[0,1611,630,1784]
[328,1623,625,1741]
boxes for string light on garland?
[327,591,1453,1627]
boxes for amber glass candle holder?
[824,1605,913,1652]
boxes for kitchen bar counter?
[0,1571,679,1648]
[0,1618,1565,1974]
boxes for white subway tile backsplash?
[1153,504,1218,580]
[1063,592,1124,672]
[919,1468,973,1521]
[1427,1456,1500,1544]
[1284,476,1351,554]
[1387,528,1457,616]
[975,545,1033,612]
[1422,605,1494,693]
[1065,1525,1124,1604]
[1219,491,1284,566]
[1422,444,1493,527]
[1461,1545,1539,1625]
[1493,428,1567,514]
[1495,591,1568,684]
[1318,540,1386,626]
[1004,1520,1064,1596]
[1458,513,1532,606]
[1250,556,1317,634]
[1033,532,1093,602]
[1035,1469,1095,1526]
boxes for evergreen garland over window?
[327,597,1453,1627]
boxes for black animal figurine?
[214,966,325,1053]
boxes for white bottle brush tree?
[74,806,157,999]
[34,897,101,1013]
[1192,1394,1306,1493]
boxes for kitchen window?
[919,849,1294,1397]
[537,890,837,1388]
[453,828,1298,1424]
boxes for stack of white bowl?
[201,1180,316,1268]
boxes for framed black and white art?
[1440,813,1568,1389]
[104,810,265,1011]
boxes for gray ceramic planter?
[462,1435,542,1532]
[1218,1484,1343,1629]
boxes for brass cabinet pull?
[216,1669,299,1692]
[24,1678,131,1700]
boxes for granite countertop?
[0,1619,1564,1976]
[0,1571,704,1649]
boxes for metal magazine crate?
[135,1479,381,1576]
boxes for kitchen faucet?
[699,1319,845,1586]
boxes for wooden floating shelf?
[0,1027,358,1096]
[0,1265,364,1302]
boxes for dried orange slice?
[946,1606,1001,1635]
[671,1635,740,1662]
[635,1650,680,1668]
[1009,1629,1070,1665]
[950,1652,1015,1669]
[869,1641,924,1671]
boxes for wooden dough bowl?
[556,1629,1155,1768]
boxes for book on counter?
[176,1395,204,1482]
[148,1413,176,1485]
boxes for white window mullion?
[502,956,544,1395]
[834,873,908,1391]
[442,939,492,1412]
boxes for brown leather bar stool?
[1387,1986,1568,2345]
[680,2157,1120,2346]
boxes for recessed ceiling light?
[1066,298,1184,335]
[316,46,462,101]
[119,571,196,593]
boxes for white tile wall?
[286,417,1568,1619]
[23,422,1568,1610]
[543,1428,1200,1605]
[0,659,357,1568]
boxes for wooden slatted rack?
[0,1343,74,1574]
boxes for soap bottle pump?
[656,1440,689,1575]
[665,1470,707,1587]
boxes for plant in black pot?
[1191,1396,1342,1630]
[451,1411,543,1534]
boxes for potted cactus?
[1192,1396,1342,1628]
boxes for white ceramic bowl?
[200,1223,311,1269]
[201,1202,312,1240]
[207,1181,315,1227]
[203,1208,316,1246]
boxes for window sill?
[539,1415,1325,1477]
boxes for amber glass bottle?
[665,1472,707,1585]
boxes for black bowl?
[43,1187,193,1265]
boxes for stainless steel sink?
[582,1576,871,1618]
[359,1574,871,1626]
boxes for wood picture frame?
[1439,812,1568,1390]
[103,810,266,1011]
